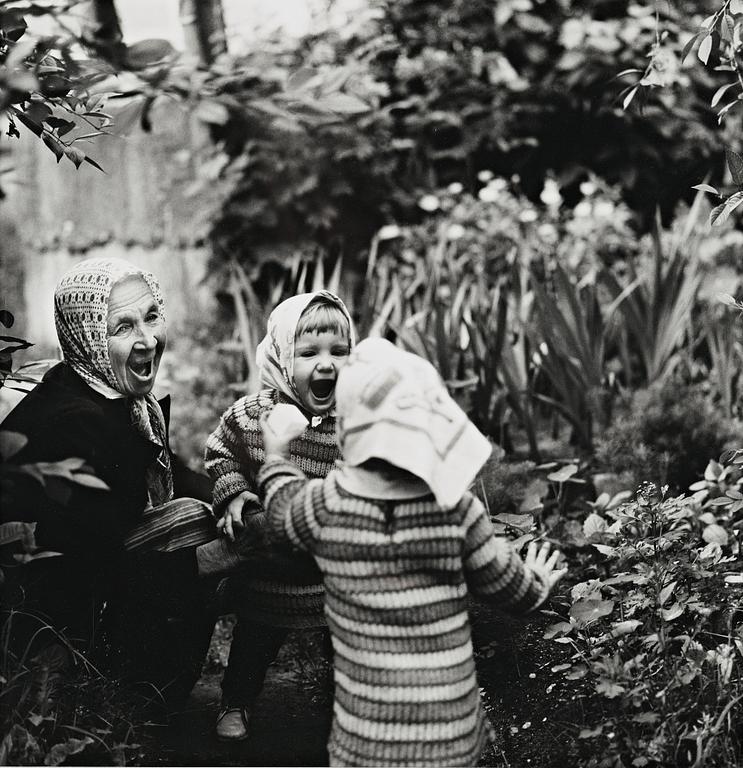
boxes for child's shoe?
[215,706,250,741]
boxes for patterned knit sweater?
[204,389,339,628]
[257,457,550,767]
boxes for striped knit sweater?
[204,389,339,627]
[257,457,550,767]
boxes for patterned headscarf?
[335,338,492,508]
[54,257,173,505]
[255,291,355,424]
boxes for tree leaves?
[44,737,93,766]
[707,149,743,226]
[697,33,714,65]
[711,83,737,109]
[725,148,743,185]
[0,520,36,548]
[569,598,615,626]
[691,183,719,196]
[709,191,743,226]
[595,678,625,698]
[547,464,579,483]
[658,580,677,606]
[702,523,729,545]
[124,39,176,70]
[583,512,607,539]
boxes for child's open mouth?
[309,377,335,401]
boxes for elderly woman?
[1,257,216,707]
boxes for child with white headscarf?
[201,290,355,740]
[256,338,566,767]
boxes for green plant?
[601,210,702,386]
[688,450,743,526]
[530,267,616,451]
[595,378,732,493]
[698,309,743,419]
[545,485,743,767]
[0,431,150,766]
[0,627,147,766]
[467,264,542,458]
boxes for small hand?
[260,411,292,459]
[217,490,259,541]
[524,541,567,591]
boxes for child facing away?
[256,337,567,768]
[198,290,355,741]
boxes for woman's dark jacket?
[1,362,212,563]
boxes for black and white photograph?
[1,1,743,765]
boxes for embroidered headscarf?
[255,291,355,426]
[335,338,492,508]
[54,257,173,505]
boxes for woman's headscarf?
[335,338,492,508]
[54,257,173,505]
[255,291,355,424]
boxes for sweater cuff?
[212,472,251,513]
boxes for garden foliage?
[197,0,733,272]
[595,379,734,494]
[545,482,743,767]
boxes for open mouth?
[129,359,153,380]
[309,377,335,401]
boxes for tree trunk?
[178,0,227,66]
[85,0,126,69]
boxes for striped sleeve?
[204,394,270,513]
[461,494,549,613]
[257,455,321,553]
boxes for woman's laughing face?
[107,275,166,396]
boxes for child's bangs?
[296,301,349,340]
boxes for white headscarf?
[335,338,492,508]
[54,257,173,504]
[255,291,355,423]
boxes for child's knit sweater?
[257,456,550,767]
[205,389,339,628]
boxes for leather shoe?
[215,707,250,741]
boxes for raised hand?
[524,541,567,591]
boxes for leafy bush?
[0,448,146,766]
[476,451,540,516]
[545,485,743,767]
[0,638,146,766]
[595,379,733,493]
[159,330,237,471]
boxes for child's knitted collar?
[276,391,333,429]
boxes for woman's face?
[107,276,166,396]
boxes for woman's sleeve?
[4,404,140,561]
[204,400,262,513]
[171,452,213,502]
[461,494,549,613]
[256,456,320,553]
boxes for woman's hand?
[217,490,260,541]
[524,541,567,591]
[259,412,293,459]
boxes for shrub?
[476,451,538,516]
[595,378,732,493]
[545,485,743,767]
